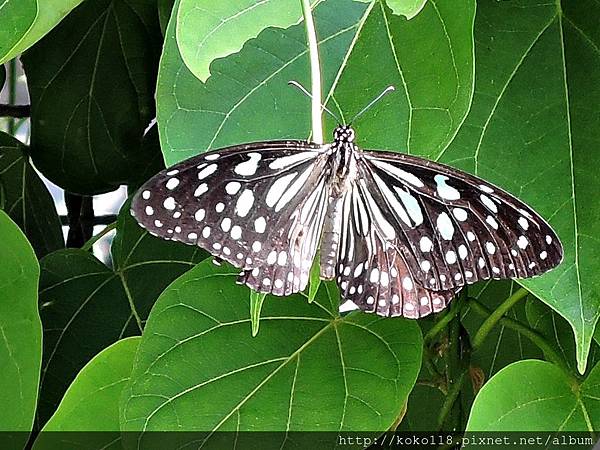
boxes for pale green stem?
[472,287,529,349]
[301,0,323,144]
[81,222,117,251]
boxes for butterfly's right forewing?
[131,141,331,295]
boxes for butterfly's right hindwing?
[131,141,330,295]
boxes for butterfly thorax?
[329,125,359,196]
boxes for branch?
[301,0,323,144]
[0,104,30,118]
[472,287,529,348]
[468,298,575,380]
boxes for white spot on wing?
[194,183,208,197]
[268,152,315,169]
[453,208,468,221]
[221,217,231,232]
[166,178,179,190]
[225,181,241,195]
[234,152,261,176]
[517,235,529,249]
[370,159,425,187]
[486,215,499,230]
[194,209,205,222]
[230,226,242,240]
[446,250,457,264]
[266,172,297,207]
[254,217,266,233]
[197,164,218,180]
[480,194,498,213]
[235,190,254,217]
[518,217,529,230]
[434,174,460,200]
[436,212,454,240]
[420,236,433,252]
[163,197,176,210]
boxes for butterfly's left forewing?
[131,141,331,295]
[357,150,563,293]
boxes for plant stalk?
[8,59,17,135]
[300,0,323,144]
[472,287,529,349]
[81,222,117,251]
[469,298,574,379]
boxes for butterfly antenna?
[288,80,342,123]
[349,86,395,125]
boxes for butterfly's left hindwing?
[131,141,330,295]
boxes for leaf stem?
[81,222,117,251]
[8,59,17,134]
[424,297,463,345]
[468,298,574,379]
[300,0,323,144]
[436,370,466,430]
[472,287,529,349]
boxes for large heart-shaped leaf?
[36,201,205,426]
[0,211,42,447]
[466,360,600,433]
[121,261,422,443]
[0,131,63,257]
[34,337,140,450]
[439,0,600,373]
[176,0,317,82]
[0,0,84,64]
[158,0,474,165]
[21,0,162,194]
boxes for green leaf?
[439,0,600,374]
[307,257,321,304]
[332,0,475,159]
[176,0,317,82]
[249,291,266,337]
[526,298,600,374]
[0,0,85,64]
[466,360,600,433]
[0,131,64,257]
[121,260,422,438]
[36,201,205,426]
[158,0,474,166]
[0,211,42,443]
[33,337,139,449]
[21,0,162,194]
[384,0,428,20]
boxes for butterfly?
[131,92,563,319]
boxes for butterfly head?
[333,125,356,143]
